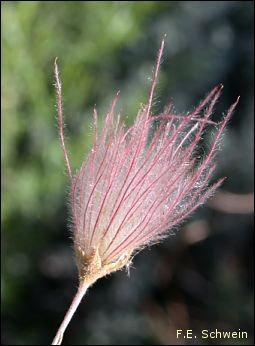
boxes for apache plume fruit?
[52,39,239,345]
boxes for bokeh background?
[2,1,254,345]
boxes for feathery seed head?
[55,39,239,286]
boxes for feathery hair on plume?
[52,39,239,345]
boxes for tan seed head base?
[75,245,133,285]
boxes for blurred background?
[2,1,254,345]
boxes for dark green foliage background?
[2,1,254,345]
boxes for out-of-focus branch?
[208,190,254,214]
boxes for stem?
[51,280,90,345]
